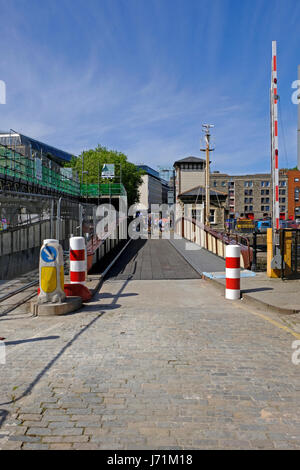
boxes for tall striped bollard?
[70,237,87,285]
[225,245,241,300]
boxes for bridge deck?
[106,239,201,281]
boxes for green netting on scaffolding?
[81,183,127,197]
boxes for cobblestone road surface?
[0,240,299,450]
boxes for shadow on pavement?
[5,336,60,346]
[0,278,131,428]
[242,287,274,294]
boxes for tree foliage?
[66,145,144,206]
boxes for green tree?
[66,145,144,206]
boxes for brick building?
[211,170,288,220]
[287,169,300,220]
[173,156,293,224]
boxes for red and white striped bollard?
[70,237,87,285]
[225,245,241,300]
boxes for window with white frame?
[209,209,216,224]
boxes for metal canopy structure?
[0,132,74,164]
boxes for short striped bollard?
[225,245,241,301]
[70,237,87,285]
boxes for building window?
[245,198,248,203]
[213,181,217,187]
[280,181,287,187]
[261,206,265,211]
[261,190,265,195]
[265,206,270,211]
[295,187,300,202]
[265,198,270,203]
[209,209,216,224]
[295,178,299,183]
[249,206,253,211]
[221,181,226,187]
[261,198,265,203]
[244,206,248,212]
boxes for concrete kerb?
[202,274,300,316]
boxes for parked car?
[255,220,272,233]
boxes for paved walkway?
[107,239,201,280]
[170,236,300,316]
[169,238,225,274]
[0,240,299,449]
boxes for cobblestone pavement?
[0,241,299,450]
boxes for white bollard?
[70,237,87,285]
[38,239,66,304]
[225,245,241,300]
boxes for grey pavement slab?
[172,237,300,317]
[169,237,226,274]
[206,271,300,316]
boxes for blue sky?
[0,0,300,174]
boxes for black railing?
[280,229,300,279]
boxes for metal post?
[56,197,62,241]
[50,199,54,239]
[271,42,280,238]
[98,162,100,206]
[252,231,257,272]
[298,65,300,170]
[269,41,282,271]
[294,230,297,274]
[79,204,83,237]
[81,152,84,195]
[205,139,210,226]
[281,230,285,280]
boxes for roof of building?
[0,132,74,163]
[174,156,206,166]
[136,164,168,185]
[211,171,287,178]
[178,185,227,198]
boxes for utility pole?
[201,124,214,226]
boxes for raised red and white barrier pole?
[70,237,87,285]
[271,41,280,232]
[225,245,241,301]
